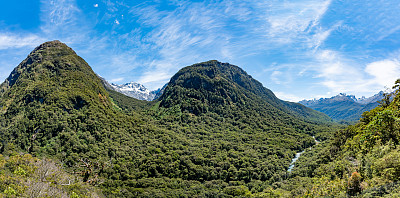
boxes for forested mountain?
[0,41,341,197]
[159,60,331,123]
[0,40,159,196]
[299,92,385,122]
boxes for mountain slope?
[0,41,190,196]
[145,60,340,194]
[159,60,331,123]
[299,93,383,122]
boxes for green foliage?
[223,185,251,196]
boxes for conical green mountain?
[0,42,339,197]
[159,60,331,123]
[0,41,140,163]
[160,60,283,109]
[0,40,110,112]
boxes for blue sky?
[1,0,400,101]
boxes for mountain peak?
[1,41,84,91]
[201,60,222,64]
[39,40,63,46]
[108,81,165,101]
[30,40,76,58]
[0,41,109,110]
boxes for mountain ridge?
[299,91,385,122]
[300,91,385,106]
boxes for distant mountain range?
[299,92,385,122]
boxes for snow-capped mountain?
[299,91,387,121]
[299,92,385,106]
[110,82,159,101]
[356,91,385,104]
[97,74,167,101]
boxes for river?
[287,136,319,172]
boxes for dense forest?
[0,41,398,197]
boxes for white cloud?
[139,71,171,84]
[111,77,124,82]
[315,50,349,77]
[109,53,139,73]
[266,0,332,45]
[365,59,400,88]
[308,22,341,50]
[94,4,98,8]
[127,2,232,89]
[271,71,282,84]
[39,0,90,44]
[274,91,304,102]
[305,49,400,98]
[309,49,369,94]
[117,0,336,91]
[0,34,45,50]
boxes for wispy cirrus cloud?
[0,34,45,50]
[110,77,124,83]
[274,91,305,102]
[130,2,233,88]
[0,0,337,92]
[126,0,336,89]
[264,0,332,45]
[40,0,82,36]
[311,50,367,95]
